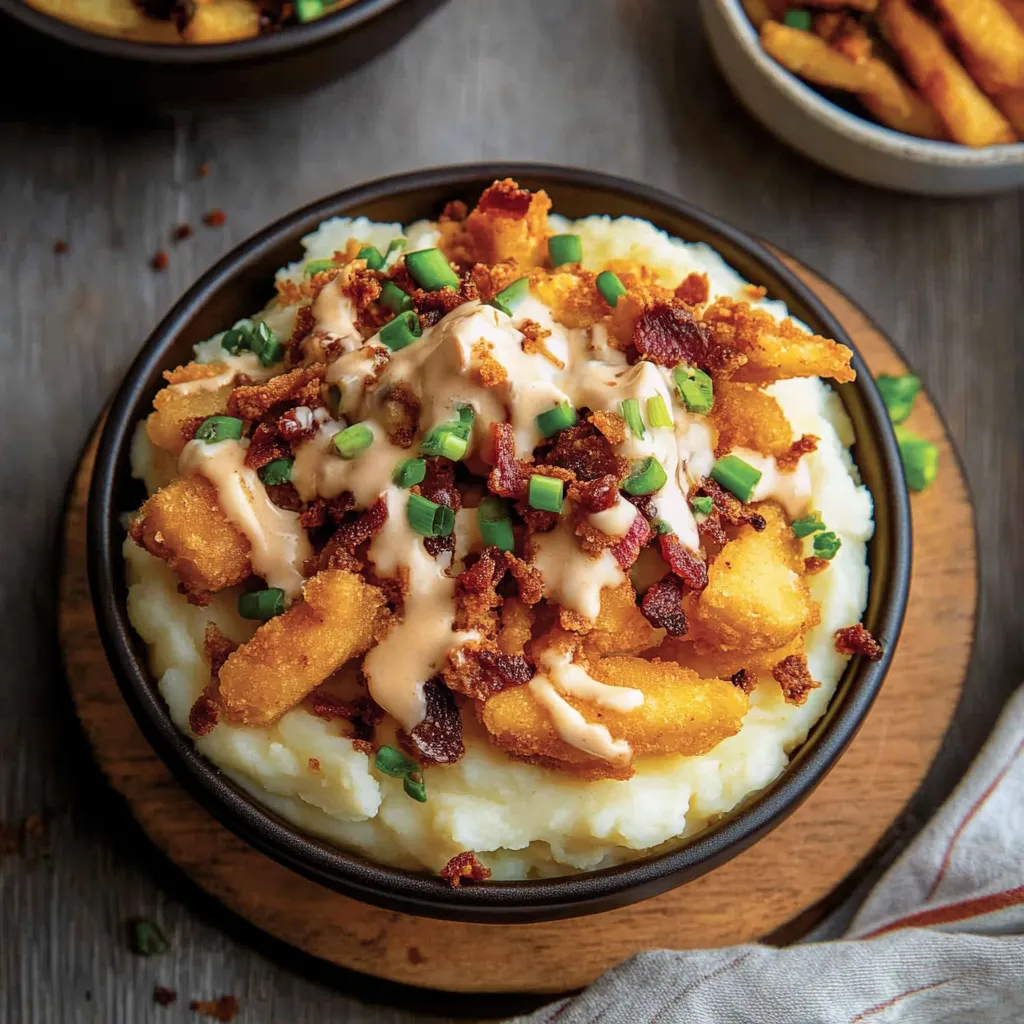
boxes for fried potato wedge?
[558,583,661,657]
[932,0,1024,95]
[711,382,794,459]
[219,570,388,726]
[498,597,534,656]
[481,657,749,780]
[465,179,552,268]
[1004,0,1024,31]
[659,634,803,681]
[129,475,251,595]
[879,0,1017,146]
[693,503,816,651]
[180,0,261,42]
[701,298,855,384]
[147,362,235,456]
[995,89,1024,134]
[23,0,179,41]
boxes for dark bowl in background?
[88,163,912,923]
[0,0,446,111]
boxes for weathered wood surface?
[1,0,1021,1019]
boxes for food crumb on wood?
[189,995,239,1021]
[173,224,194,242]
[203,209,227,228]
[151,251,169,271]
[0,813,50,859]
[54,240,70,254]
[197,162,210,178]
[127,918,170,956]
[153,985,178,1006]
[440,851,491,887]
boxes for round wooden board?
[59,258,975,996]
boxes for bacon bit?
[277,405,316,442]
[419,458,461,558]
[153,985,177,1006]
[299,492,355,531]
[743,283,768,301]
[519,506,560,533]
[411,285,468,319]
[503,552,544,605]
[244,421,289,470]
[54,240,70,254]
[773,654,820,705]
[731,668,757,695]
[700,478,766,531]
[568,473,619,513]
[445,644,533,699]
[453,548,505,633]
[473,340,508,387]
[330,497,389,555]
[610,513,653,570]
[804,556,830,575]
[439,199,468,223]
[379,382,421,448]
[544,421,627,482]
[308,692,385,740]
[403,677,464,765]
[173,224,193,242]
[488,421,530,499]
[588,410,627,445]
[189,995,239,1021]
[204,624,237,679]
[289,305,316,349]
[179,416,207,444]
[633,301,734,371]
[623,491,657,520]
[352,738,373,756]
[202,209,227,228]
[197,162,210,178]
[188,689,220,737]
[308,758,320,774]
[227,364,325,421]
[641,577,688,637]
[520,319,564,369]
[658,533,709,591]
[675,272,710,307]
[697,506,728,548]
[151,251,169,271]
[476,178,533,219]
[777,434,819,471]
[835,624,884,661]
[440,851,492,887]
[469,259,521,301]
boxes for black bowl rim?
[0,0,404,64]
[88,162,912,920]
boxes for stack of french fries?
[744,0,1024,146]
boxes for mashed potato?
[126,209,872,878]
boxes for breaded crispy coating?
[533,270,607,329]
[465,179,552,268]
[711,382,795,458]
[147,362,235,456]
[129,476,251,595]
[560,583,660,657]
[661,634,804,681]
[498,597,534,655]
[218,569,388,726]
[227,364,325,421]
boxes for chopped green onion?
[420,425,468,461]
[254,321,282,366]
[305,258,335,276]
[691,496,713,516]
[128,919,169,957]
[652,518,673,535]
[403,772,427,802]
[791,512,826,538]
[238,587,286,621]
[294,0,323,21]
[407,493,456,537]
[195,416,243,444]
[258,457,294,487]
[620,398,646,439]
[357,245,385,271]
[489,276,530,316]
[674,365,714,414]
[813,531,842,560]
[782,8,812,31]
[380,281,413,314]
[220,326,249,355]
[623,456,667,495]
[392,458,427,488]
[478,496,515,552]
[876,373,922,425]
[528,474,564,513]
[646,394,674,429]
[895,425,939,492]
[548,234,582,267]
[405,248,460,291]
[449,405,475,440]
[596,270,627,307]
[710,454,761,502]
[374,745,419,778]
[535,401,578,438]
[385,237,407,259]
[478,495,509,522]
[379,310,422,351]
[332,422,374,460]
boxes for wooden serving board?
[58,259,975,996]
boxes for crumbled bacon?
[153,985,177,1006]
[189,995,238,1021]
[633,301,731,370]
[329,498,389,555]
[441,851,492,887]
[731,669,757,695]
[227,364,325,421]
[352,739,373,756]
[487,422,530,499]
[411,285,469,318]
[640,576,688,637]
[151,251,168,271]
[454,548,505,633]
[439,200,468,223]
[588,410,627,445]
[804,556,830,575]
[476,179,532,219]
[543,422,626,482]
[675,272,710,307]
[188,690,220,737]
[180,416,206,444]
[610,513,652,570]
[503,552,544,605]
[697,506,728,548]
[379,382,420,448]
[699,478,766,531]
[773,654,819,705]
[277,405,316,442]
[403,678,464,765]
[189,625,236,738]
[834,624,884,661]
[444,644,533,700]
[658,533,709,591]
[518,506,560,534]
[244,421,289,470]
[308,692,384,739]
[299,492,356,530]
[419,459,461,557]
[202,209,227,228]
[264,483,303,512]
[286,306,317,365]
[520,319,564,369]
[173,224,193,242]
[623,491,657,521]
[567,474,619,513]
[777,434,819,471]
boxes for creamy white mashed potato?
[126,214,872,878]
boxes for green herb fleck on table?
[128,918,169,957]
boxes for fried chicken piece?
[129,476,251,595]
[660,634,803,681]
[146,362,235,456]
[218,570,388,726]
[692,503,816,651]
[498,596,534,655]
[481,656,749,781]
[533,270,608,328]
[465,179,552,268]
[710,382,794,459]
[559,583,661,657]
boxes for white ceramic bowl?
[700,0,1024,195]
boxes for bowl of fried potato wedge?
[89,164,910,922]
[702,0,1024,194]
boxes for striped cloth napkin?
[515,686,1024,1024]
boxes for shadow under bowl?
[88,162,912,923]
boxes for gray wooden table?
[1,1,1021,1020]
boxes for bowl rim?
[708,0,1024,167]
[0,0,404,63]
[87,162,912,921]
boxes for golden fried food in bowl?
[90,166,909,920]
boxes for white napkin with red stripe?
[514,685,1024,1023]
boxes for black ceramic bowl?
[88,163,911,923]
[0,0,446,109]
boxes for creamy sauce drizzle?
[732,447,812,519]
[312,277,362,350]
[588,495,639,538]
[530,520,626,620]
[169,352,275,395]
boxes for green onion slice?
[620,398,646,439]
[528,474,564,513]
[407,493,456,537]
[674,365,714,414]
[876,373,922,425]
[783,8,812,30]
[128,919,169,957]
[478,496,515,552]
[691,496,713,516]
[535,401,577,439]
[548,234,582,267]
[238,587,286,621]
[646,394,673,428]
[478,495,510,522]
[295,0,323,21]
[253,321,282,367]
[393,458,427,488]
[195,416,243,444]
[623,456,667,495]
[220,326,250,355]
[489,276,530,317]
[405,248,460,291]
[374,745,419,778]
[895,425,939,492]
[791,511,826,538]
[357,245,385,271]
[652,518,673,535]
[403,773,427,802]
[305,258,335,276]
[385,237,408,259]
[380,281,413,314]
[420,425,468,461]
[332,422,374,460]
[710,454,761,503]
[258,457,294,487]
[813,531,842,560]
[379,310,422,351]
[596,270,627,307]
